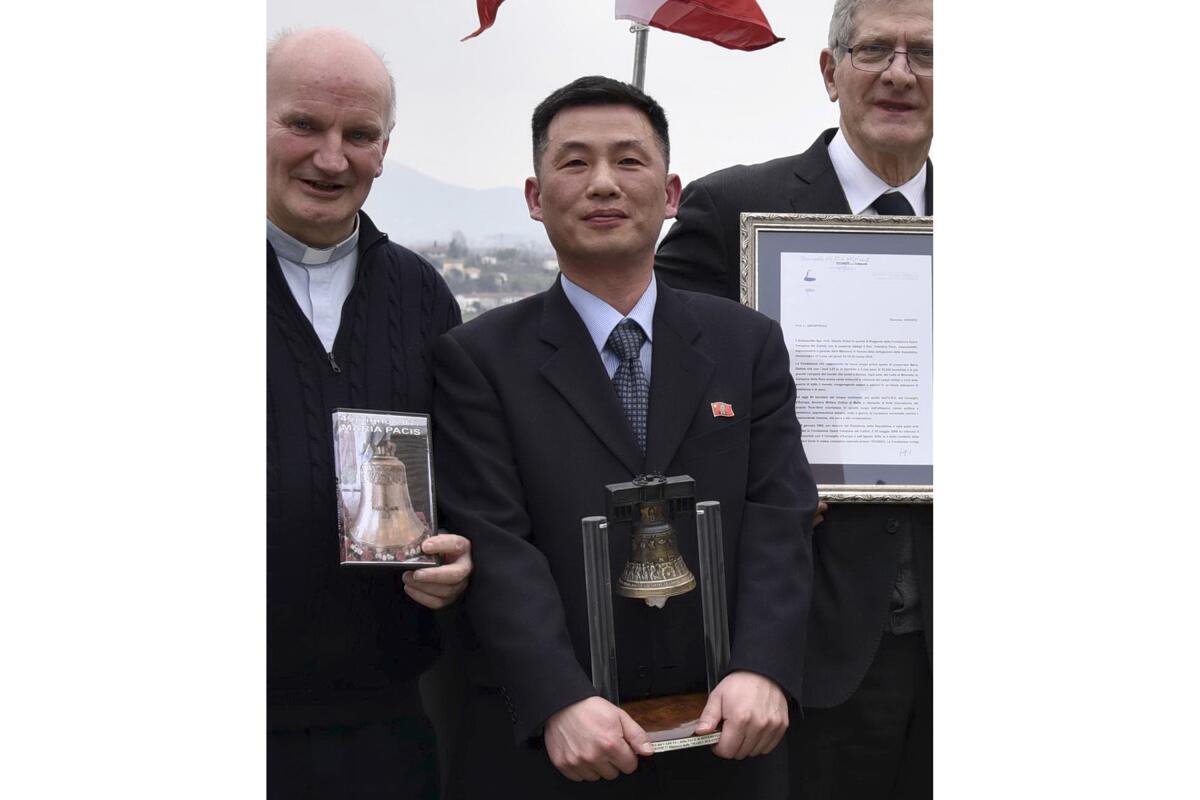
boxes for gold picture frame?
[740,213,933,503]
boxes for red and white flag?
[710,401,736,418]
[462,0,506,41]
[465,1,782,51]
[615,0,782,51]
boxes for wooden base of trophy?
[621,692,721,753]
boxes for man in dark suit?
[433,76,818,800]
[656,1,933,798]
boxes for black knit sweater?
[267,212,461,730]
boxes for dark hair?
[531,75,670,174]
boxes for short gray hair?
[828,0,907,52]
[267,28,397,132]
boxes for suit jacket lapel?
[538,280,644,475]
[644,284,714,473]
[924,160,933,214]
[790,129,852,215]
[788,131,933,215]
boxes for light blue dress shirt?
[560,273,656,381]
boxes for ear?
[376,137,390,178]
[524,176,543,222]
[819,49,839,102]
[663,173,683,220]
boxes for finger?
[589,730,638,777]
[605,740,638,777]
[403,583,451,609]
[737,721,765,759]
[408,563,471,584]
[711,719,745,760]
[403,582,449,607]
[547,745,578,781]
[759,722,786,756]
[757,706,788,755]
[767,706,789,754]
[567,758,606,782]
[612,748,641,776]
[402,569,461,590]
[745,720,776,757]
[695,691,723,735]
[403,577,461,599]
[421,533,470,557]
[724,712,758,760]
[554,762,588,782]
[749,709,784,757]
[618,710,654,759]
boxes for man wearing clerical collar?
[265,27,470,800]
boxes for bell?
[616,496,697,608]
[349,439,427,552]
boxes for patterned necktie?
[607,319,649,454]
[871,191,916,216]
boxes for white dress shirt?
[267,219,360,352]
[827,129,927,215]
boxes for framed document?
[740,213,932,503]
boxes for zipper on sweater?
[323,230,382,379]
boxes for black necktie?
[607,319,649,454]
[871,191,916,216]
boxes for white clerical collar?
[267,217,360,265]
[828,129,927,215]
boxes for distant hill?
[363,163,548,249]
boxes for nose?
[586,162,620,198]
[881,49,917,88]
[312,131,349,174]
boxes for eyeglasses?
[840,42,933,77]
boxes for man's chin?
[862,124,932,154]
[281,206,356,247]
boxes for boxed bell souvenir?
[332,409,440,568]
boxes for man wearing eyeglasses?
[656,1,932,798]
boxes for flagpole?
[630,23,649,90]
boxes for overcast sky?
[266,0,844,191]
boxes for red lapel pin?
[710,402,735,418]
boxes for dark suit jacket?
[655,129,933,708]
[433,278,817,742]
[656,128,933,301]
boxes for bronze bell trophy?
[581,474,731,753]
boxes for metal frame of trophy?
[580,473,731,753]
